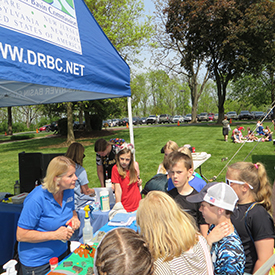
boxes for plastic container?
[105,179,112,188]
[14,181,20,196]
[100,190,110,212]
[83,218,93,245]
[49,257,58,270]
[3,259,17,275]
[11,193,28,204]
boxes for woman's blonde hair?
[159,140,179,173]
[42,156,75,194]
[65,142,85,166]
[163,140,179,153]
[136,191,198,262]
[228,161,272,214]
[115,147,137,185]
[95,228,154,275]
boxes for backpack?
[141,174,168,195]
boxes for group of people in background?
[15,135,275,275]
[222,115,273,143]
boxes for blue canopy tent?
[0,0,131,106]
[0,0,136,267]
[0,0,135,145]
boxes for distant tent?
[0,0,131,107]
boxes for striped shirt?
[153,236,212,275]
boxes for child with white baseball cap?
[187,182,246,275]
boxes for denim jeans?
[21,248,69,275]
[21,262,50,275]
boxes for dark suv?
[158,114,172,124]
[49,121,58,132]
[238,111,253,120]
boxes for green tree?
[131,73,150,116]
[150,0,210,123]
[85,0,153,65]
[165,0,275,123]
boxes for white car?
[184,114,192,122]
[172,115,184,123]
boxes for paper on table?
[108,212,136,227]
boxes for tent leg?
[127,97,135,161]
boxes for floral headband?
[115,142,135,154]
[109,138,125,146]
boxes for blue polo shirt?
[18,185,75,267]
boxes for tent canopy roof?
[0,0,131,107]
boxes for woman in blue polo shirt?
[17,156,80,275]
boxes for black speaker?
[42,153,64,178]
[18,152,65,193]
[19,152,43,193]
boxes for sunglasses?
[83,154,86,159]
[225,178,253,189]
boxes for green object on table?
[53,244,97,275]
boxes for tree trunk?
[7,107,12,135]
[79,102,84,124]
[84,110,92,131]
[67,102,75,145]
[215,70,227,124]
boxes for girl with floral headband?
[111,143,142,212]
[226,162,274,275]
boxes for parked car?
[158,114,172,124]
[39,124,50,132]
[208,113,214,121]
[238,110,253,120]
[112,118,120,126]
[172,115,184,123]
[226,111,238,120]
[146,115,158,124]
[184,114,192,122]
[119,117,129,126]
[73,121,80,129]
[132,116,142,125]
[141,117,147,124]
[49,121,58,132]
[253,111,265,120]
[197,112,209,122]
[267,108,274,120]
[213,113,219,121]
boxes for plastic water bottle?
[83,205,93,244]
[14,180,20,195]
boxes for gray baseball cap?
[187,182,238,212]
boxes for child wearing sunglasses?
[226,162,274,275]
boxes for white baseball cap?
[187,182,238,212]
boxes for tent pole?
[127,97,135,161]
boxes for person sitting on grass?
[187,182,245,275]
[246,127,258,142]
[262,126,273,142]
[231,129,244,143]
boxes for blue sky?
[143,0,155,15]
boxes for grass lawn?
[1,122,274,195]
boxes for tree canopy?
[165,0,275,122]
